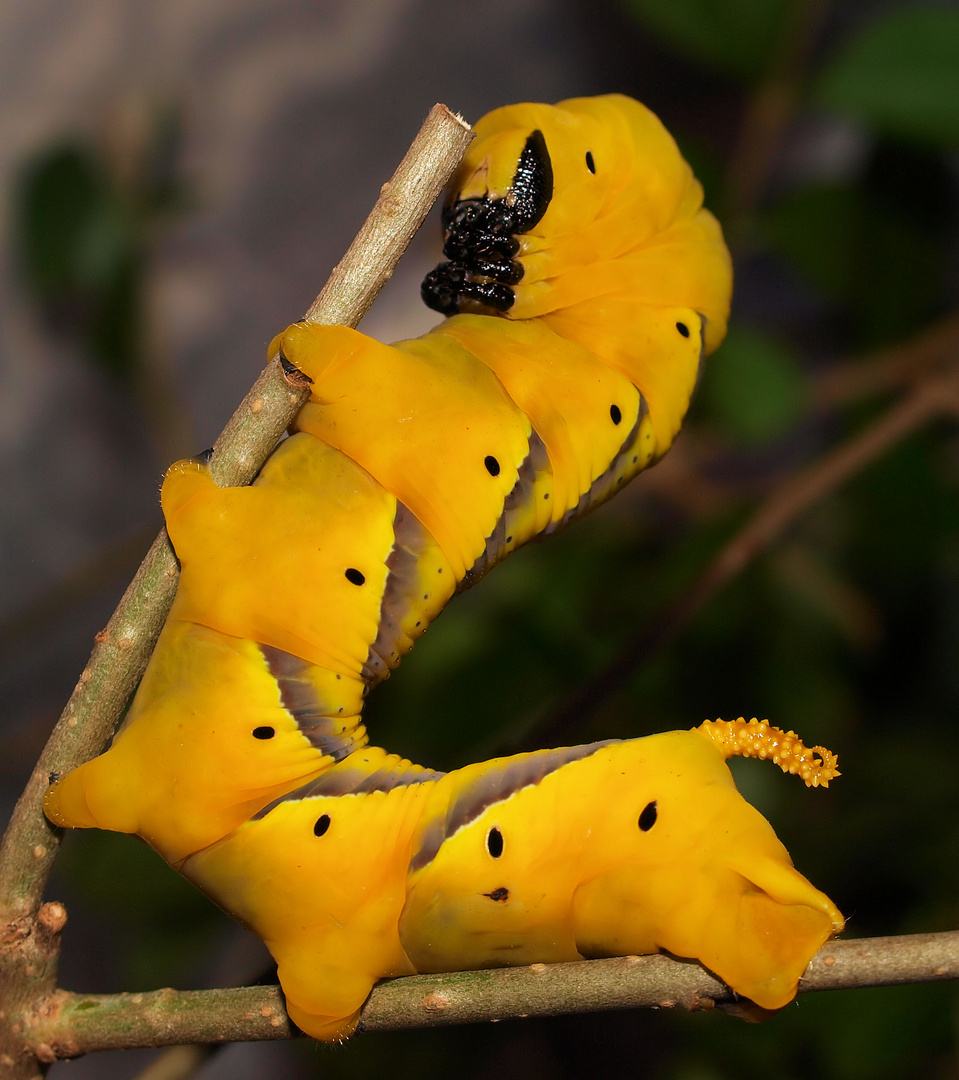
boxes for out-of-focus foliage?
[361,4,959,1079]
[762,143,953,347]
[14,106,183,380]
[697,326,808,444]
[12,2,959,1078]
[813,8,959,149]
[622,0,793,81]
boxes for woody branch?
[0,103,473,1080]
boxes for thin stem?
[723,0,831,235]
[0,102,472,926]
[25,931,959,1059]
[0,103,472,1080]
[813,310,959,407]
[532,363,959,746]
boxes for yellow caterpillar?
[45,94,732,867]
[182,720,843,1042]
[38,98,844,1039]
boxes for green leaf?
[813,8,959,148]
[16,144,110,296]
[698,325,807,443]
[762,184,858,300]
[622,0,791,81]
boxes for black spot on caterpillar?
[43,93,733,873]
[486,826,504,858]
[42,99,844,1052]
[638,800,658,831]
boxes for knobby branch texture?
[0,103,472,1078]
[22,931,959,1060]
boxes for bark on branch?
[0,102,471,924]
[0,102,472,1080]
[23,931,959,1061]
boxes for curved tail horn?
[697,717,839,788]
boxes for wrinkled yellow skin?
[44,94,733,867]
[41,98,837,1048]
[45,620,339,869]
[184,727,842,1042]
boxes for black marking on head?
[485,886,509,901]
[421,130,553,317]
[486,826,504,859]
[252,726,275,740]
[409,740,618,872]
[676,322,690,338]
[510,130,553,231]
[48,772,61,785]
[638,801,658,832]
[610,404,622,425]
[314,814,331,837]
[195,447,215,465]
[421,261,516,316]
[585,151,596,174]
[345,568,365,586]
[484,455,501,477]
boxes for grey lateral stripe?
[252,755,446,819]
[361,502,435,686]
[462,427,551,590]
[547,391,647,535]
[260,644,363,762]
[409,739,618,872]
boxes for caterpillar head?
[422,94,731,356]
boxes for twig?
[0,103,472,1079]
[0,102,471,923]
[723,0,831,234]
[532,363,959,745]
[22,931,959,1060]
[814,310,959,407]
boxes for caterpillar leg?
[281,975,371,1043]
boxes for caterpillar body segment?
[183,723,842,1042]
[45,94,732,865]
[37,99,842,1048]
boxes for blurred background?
[1,0,958,1076]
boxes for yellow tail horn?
[697,717,840,788]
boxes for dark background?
[1,1,958,1077]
